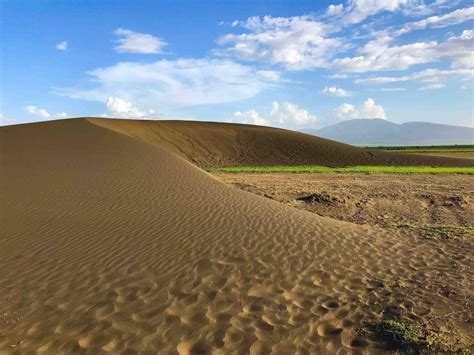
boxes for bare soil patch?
[213,172,474,229]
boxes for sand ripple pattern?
[1,120,472,353]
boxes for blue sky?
[1,0,473,129]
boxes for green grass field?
[366,145,474,153]
[208,165,474,174]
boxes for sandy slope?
[90,118,474,168]
[1,119,472,353]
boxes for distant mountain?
[303,119,474,146]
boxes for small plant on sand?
[422,225,474,241]
[374,319,468,354]
[377,320,426,350]
[384,223,474,241]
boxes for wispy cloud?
[372,87,407,92]
[418,83,445,90]
[113,28,167,54]
[58,58,282,116]
[356,68,473,84]
[56,41,68,50]
[397,6,474,35]
[333,29,473,73]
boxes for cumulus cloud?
[58,58,280,113]
[362,98,386,119]
[334,98,386,120]
[106,97,146,118]
[56,41,68,50]
[217,15,342,70]
[322,85,352,97]
[233,110,269,127]
[25,105,50,118]
[232,101,317,128]
[113,28,167,54]
[334,103,359,120]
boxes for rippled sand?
[1,119,472,353]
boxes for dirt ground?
[213,172,474,231]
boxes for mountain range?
[302,119,474,146]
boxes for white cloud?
[398,6,474,35]
[442,30,474,68]
[56,41,68,50]
[342,0,416,24]
[334,103,359,120]
[217,15,342,70]
[256,70,281,81]
[362,97,386,119]
[233,109,269,126]
[334,29,474,72]
[106,97,146,118]
[334,97,386,120]
[232,101,317,128]
[326,73,350,79]
[58,58,279,113]
[113,28,167,54]
[327,4,344,15]
[56,112,68,119]
[374,87,407,91]
[322,85,352,97]
[356,68,474,84]
[219,8,473,73]
[419,83,445,90]
[25,105,50,118]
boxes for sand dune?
[1,118,472,353]
[90,118,474,168]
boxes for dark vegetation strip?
[365,145,474,153]
[208,166,474,174]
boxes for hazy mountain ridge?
[303,119,474,146]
